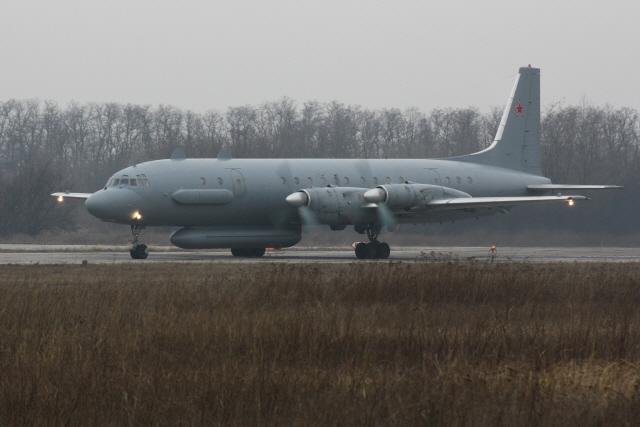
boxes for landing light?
[568,199,574,206]
[133,212,142,220]
[57,196,64,202]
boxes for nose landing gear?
[354,225,391,259]
[130,225,149,259]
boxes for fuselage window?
[360,177,365,184]
[385,177,391,184]
[141,174,150,186]
[281,177,286,184]
[334,175,339,185]
[200,177,206,186]
[120,176,129,186]
[456,176,461,184]
[467,177,473,184]
[307,177,313,185]
[218,177,223,185]
[399,177,404,183]
[294,177,299,185]
[344,177,350,184]
[373,177,378,185]
[445,177,451,184]
[321,176,327,185]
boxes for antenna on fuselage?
[217,148,233,161]
[171,148,187,160]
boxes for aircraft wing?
[425,195,587,211]
[52,192,93,200]
[527,184,623,191]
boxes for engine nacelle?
[286,187,374,226]
[170,226,301,249]
[364,184,471,209]
[286,184,472,227]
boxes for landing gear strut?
[355,225,390,260]
[129,225,149,259]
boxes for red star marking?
[515,100,525,116]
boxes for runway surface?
[1,245,640,264]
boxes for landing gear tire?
[354,225,391,259]
[365,243,379,259]
[355,242,368,259]
[129,225,148,259]
[231,248,243,257]
[231,248,266,258]
[355,242,390,260]
[377,242,390,259]
[130,244,149,259]
[251,248,266,257]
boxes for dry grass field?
[2,261,640,426]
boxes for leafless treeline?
[0,98,638,236]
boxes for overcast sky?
[2,0,639,113]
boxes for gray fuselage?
[85,157,551,228]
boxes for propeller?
[363,187,399,232]
[376,203,399,232]
[285,191,321,234]
[299,206,321,235]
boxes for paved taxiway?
[1,245,640,264]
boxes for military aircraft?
[53,66,622,259]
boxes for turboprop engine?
[363,183,471,209]
[285,183,473,230]
[285,186,374,227]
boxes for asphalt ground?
[1,245,639,264]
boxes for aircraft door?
[425,169,442,186]
[230,169,246,197]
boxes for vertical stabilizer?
[454,66,541,175]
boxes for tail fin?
[454,66,541,175]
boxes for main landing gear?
[355,226,390,260]
[130,224,149,259]
[231,248,266,258]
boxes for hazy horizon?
[2,1,639,113]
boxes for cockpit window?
[108,174,148,188]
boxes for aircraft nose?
[85,189,145,224]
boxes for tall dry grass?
[1,262,640,425]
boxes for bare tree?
[1,96,639,238]
[0,155,73,236]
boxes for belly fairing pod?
[169,226,302,249]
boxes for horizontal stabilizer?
[51,192,93,200]
[426,195,588,211]
[527,184,623,191]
